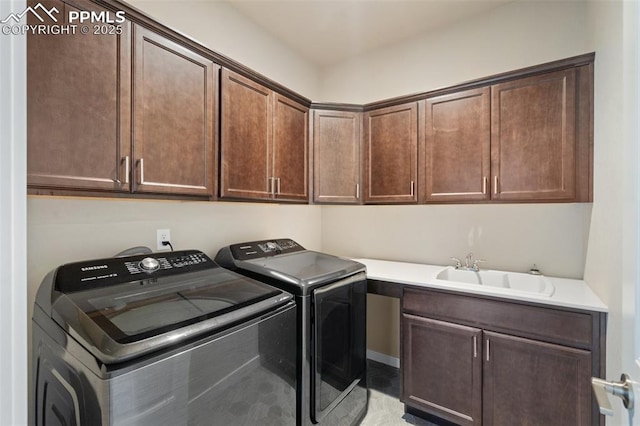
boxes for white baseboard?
[366,350,400,368]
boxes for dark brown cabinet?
[27,0,132,192]
[424,66,592,204]
[132,25,216,197]
[312,110,362,204]
[491,69,578,201]
[401,287,604,426]
[273,94,309,201]
[483,331,592,426]
[425,88,490,202]
[364,102,419,203]
[402,314,482,426]
[220,69,308,202]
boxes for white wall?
[1,0,27,424]
[319,0,590,104]
[584,1,639,424]
[323,204,591,279]
[27,198,322,319]
[127,0,321,100]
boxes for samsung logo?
[81,265,108,272]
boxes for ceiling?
[224,0,515,68]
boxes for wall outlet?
[157,229,171,250]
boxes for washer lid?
[36,250,292,363]
[243,251,365,294]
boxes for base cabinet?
[483,332,592,426]
[401,287,605,426]
[402,315,482,425]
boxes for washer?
[32,249,297,426]
[215,239,368,426]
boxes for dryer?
[215,239,368,426]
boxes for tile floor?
[361,360,444,426]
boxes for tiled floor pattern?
[361,359,444,426]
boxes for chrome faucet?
[465,253,474,269]
[451,253,485,271]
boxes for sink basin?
[435,267,555,297]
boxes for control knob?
[139,257,160,272]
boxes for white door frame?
[0,0,28,425]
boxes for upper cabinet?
[425,88,491,202]
[312,110,362,204]
[273,94,309,201]
[364,102,419,204]
[27,3,218,198]
[27,0,132,192]
[132,25,217,197]
[491,68,577,201]
[26,0,593,206]
[220,69,308,202]
[422,65,592,203]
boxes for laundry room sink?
[435,267,555,297]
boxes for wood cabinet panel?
[364,103,419,203]
[483,331,592,426]
[27,0,131,192]
[401,286,604,426]
[220,69,272,200]
[133,25,215,196]
[425,88,490,202]
[312,110,362,204]
[402,314,482,426]
[273,94,308,201]
[403,287,594,349]
[491,69,576,201]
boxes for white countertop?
[356,258,608,313]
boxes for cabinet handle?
[410,180,415,197]
[356,183,360,199]
[112,156,130,185]
[486,338,490,361]
[473,336,478,358]
[124,156,130,184]
[276,177,281,195]
[493,176,498,195]
[269,177,275,195]
[139,158,145,184]
[482,176,487,195]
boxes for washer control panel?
[55,250,213,293]
[230,239,305,261]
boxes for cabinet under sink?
[401,286,606,426]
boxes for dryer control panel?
[230,239,305,261]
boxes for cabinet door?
[402,314,482,426]
[364,103,418,203]
[425,88,490,202]
[273,94,308,202]
[483,331,592,426]
[220,69,272,200]
[312,110,362,204]
[133,25,215,197]
[27,0,131,192]
[491,69,576,201]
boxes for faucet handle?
[450,257,462,269]
[472,259,485,271]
